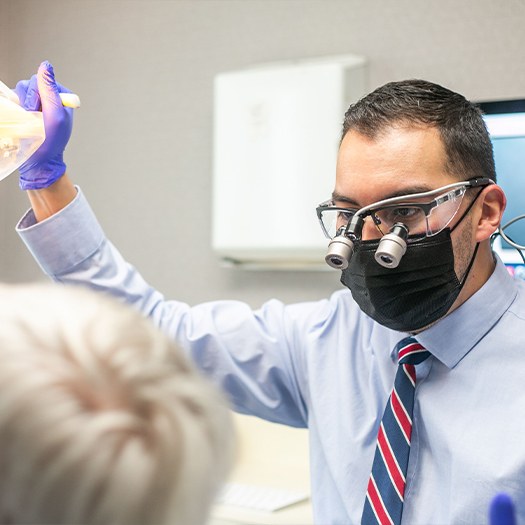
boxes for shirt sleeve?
[16,188,313,427]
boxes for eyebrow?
[332,185,436,208]
[331,192,359,207]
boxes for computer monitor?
[478,98,525,279]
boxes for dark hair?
[342,79,496,182]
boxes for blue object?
[490,493,516,525]
[15,61,73,190]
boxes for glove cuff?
[19,158,67,191]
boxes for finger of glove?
[19,74,41,111]
[56,80,72,95]
[14,79,30,106]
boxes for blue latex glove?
[490,493,517,525]
[15,61,73,190]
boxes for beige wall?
[2,0,525,307]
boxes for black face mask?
[340,228,479,332]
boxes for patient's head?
[0,283,234,525]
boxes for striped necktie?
[361,337,431,525]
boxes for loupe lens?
[374,223,408,269]
[325,236,354,270]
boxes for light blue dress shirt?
[17,189,525,525]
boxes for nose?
[360,217,382,241]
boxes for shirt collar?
[410,254,518,369]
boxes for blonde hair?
[0,283,235,525]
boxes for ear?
[475,184,506,242]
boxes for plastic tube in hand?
[0,79,80,109]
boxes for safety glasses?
[317,177,494,240]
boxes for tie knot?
[396,336,431,366]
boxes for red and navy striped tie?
[361,337,431,525]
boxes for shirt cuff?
[16,187,105,276]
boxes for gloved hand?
[15,61,73,190]
[489,493,517,525]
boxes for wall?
[3,0,525,307]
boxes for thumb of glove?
[37,61,69,112]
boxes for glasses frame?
[316,177,494,240]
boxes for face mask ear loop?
[450,187,484,290]
[458,241,480,289]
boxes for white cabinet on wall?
[213,54,368,270]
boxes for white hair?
[0,282,235,525]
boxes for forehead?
[334,125,458,206]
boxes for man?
[14,61,521,524]
[0,281,234,525]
